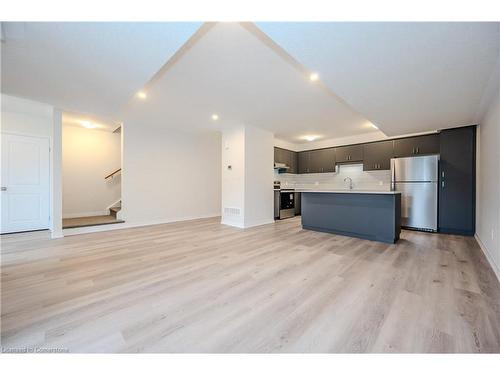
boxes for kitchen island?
[297,190,402,243]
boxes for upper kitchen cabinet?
[335,144,363,164]
[318,148,336,173]
[438,126,476,235]
[363,141,394,171]
[274,147,298,174]
[393,134,440,157]
[298,151,310,174]
[298,148,335,173]
[274,147,286,164]
[287,150,298,174]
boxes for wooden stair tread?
[63,215,124,229]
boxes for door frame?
[1,131,52,234]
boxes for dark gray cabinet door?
[298,151,310,174]
[308,150,323,173]
[438,126,475,235]
[321,148,336,172]
[274,147,285,164]
[307,148,336,173]
[317,147,335,173]
[335,144,363,163]
[393,134,440,157]
[274,147,298,174]
[287,150,298,174]
[363,141,394,171]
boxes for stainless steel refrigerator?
[391,155,439,232]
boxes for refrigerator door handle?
[390,158,396,191]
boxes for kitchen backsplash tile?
[274,164,391,191]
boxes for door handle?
[1,187,7,191]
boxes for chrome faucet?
[344,177,353,190]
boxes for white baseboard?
[220,218,245,228]
[221,217,275,229]
[244,218,276,228]
[62,213,221,237]
[475,233,500,283]
[63,210,109,219]
[50,230,64,239]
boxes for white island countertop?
[295,189,401,195]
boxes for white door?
[1,134,50,234]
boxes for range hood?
[274,162,290,172]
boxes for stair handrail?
[105,168,122,180]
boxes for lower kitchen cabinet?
[438,126,476,235]
[362,141,394,171]
[294,192,301,215]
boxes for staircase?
[109,201,121,218]
[62,169,123,230]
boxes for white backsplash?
[275,164,391,191]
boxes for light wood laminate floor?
[1,217,500,353]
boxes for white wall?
[62,124,121,218]
[221,125,274,228]
[244,126,274,227]
[1,94,53,137]
[221,126,245,227]
[122,124,221,226]
[476,86,500,281]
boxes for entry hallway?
[1,217,500,353]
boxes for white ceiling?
[121,23,379,143]
[256,22,500,136]
[2,22,499,142]
[62,112,120,132]
[1,22,202,118]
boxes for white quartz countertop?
[295,189,401,194]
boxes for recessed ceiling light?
[79,120,97,129]
[304,135,319,142]
[309,72,319,82]
[211,114,219,121]
[137,91,147,99]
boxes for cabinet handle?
[442,181,445,188]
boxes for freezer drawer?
[395,182,437,231]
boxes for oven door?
[279,191,295,219]
[280,191,294,209]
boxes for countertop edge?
[295,190,401,195]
